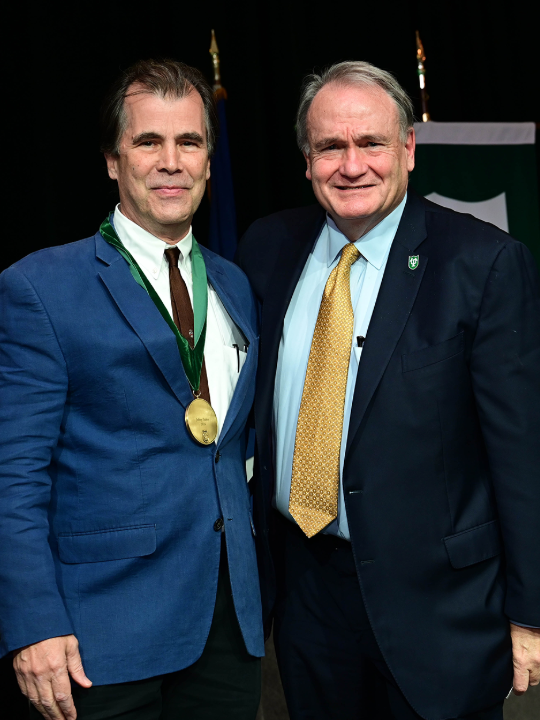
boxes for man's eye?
[323,144,337,151]
[367,142,380,147]
[140,141,155,147]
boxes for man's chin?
[329,203,376,221]
[148,205,193,227]
[323,191,382,219]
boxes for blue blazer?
[237,191,540,720]
[0,229,264,685]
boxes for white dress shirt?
[273,195,407,539]
[113,205,246,441]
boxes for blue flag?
[208,98,237,261]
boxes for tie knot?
[339,242,361,267]
[165,247,180,268]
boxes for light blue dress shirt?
[273,194,407,540]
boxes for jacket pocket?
[443,519,501,569]
[57,524,156,564]
[402,332,464,373]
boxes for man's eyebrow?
[312,133,389,150]
[176,131,205,144]
[131,131,205,144]
[358,133,388,143]
[312,137,341,150]
[131,131,164,144]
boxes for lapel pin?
[408,255,419,270]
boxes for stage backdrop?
[410,122,540,266]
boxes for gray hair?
[296,61,414,154]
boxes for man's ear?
[405,128,415,173]
[304,151,312,181]
[105,154,119,180]
[206,157,211,181]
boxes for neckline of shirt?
[113,204,193,280]
[326,193,407,270]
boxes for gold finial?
[416,30,431,122]
[209,29,227,101]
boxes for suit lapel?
[255,207,326,436]
[95,233,193,409]
[200,248,257,447]
[346,193,428,454]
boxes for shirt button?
[214,518,224,532]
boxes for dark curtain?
[1,0,539,715]
[2,0,539,272]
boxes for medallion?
[185,398,218,445]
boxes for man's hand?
[13,635,92,720]
[510,623,540,695]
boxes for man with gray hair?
[236,61,540,719]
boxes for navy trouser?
[273,516,503,720]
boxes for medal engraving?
[185,398,218,445]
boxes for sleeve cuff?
[509,620,540,629]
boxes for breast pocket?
[402,332,464,374]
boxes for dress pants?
[29,538,261,720]
[273,515,503,720]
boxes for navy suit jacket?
[0,229,264,685]
[236,191,540,720]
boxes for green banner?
[410,122,540,267]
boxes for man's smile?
[334,184,376,190]
[151,186,188,196]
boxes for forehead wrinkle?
[122,94,207,145]
[308,84,400,143]
[311,128,391,152]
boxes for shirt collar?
[325,193,407,270]
[113,204,192,279]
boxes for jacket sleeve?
[0,265,74,654]
[470,240,540,627]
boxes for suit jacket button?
[215,451,221,463]
[214,518,224,532]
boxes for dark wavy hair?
[100,58,218,156]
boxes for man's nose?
[158,142,182,173]
[339,147,366,178]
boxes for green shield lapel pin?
[408,255,419,270]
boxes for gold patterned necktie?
[289,241,361,537]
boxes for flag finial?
[416,30,431,122]
[209,29,227,100]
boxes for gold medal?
[185,397,218,446]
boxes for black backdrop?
[2,0,539,274]
[1,0,539,714]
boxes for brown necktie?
[164,247,211,404]
[289,242,360,537]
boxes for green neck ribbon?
[99,214,208,396]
